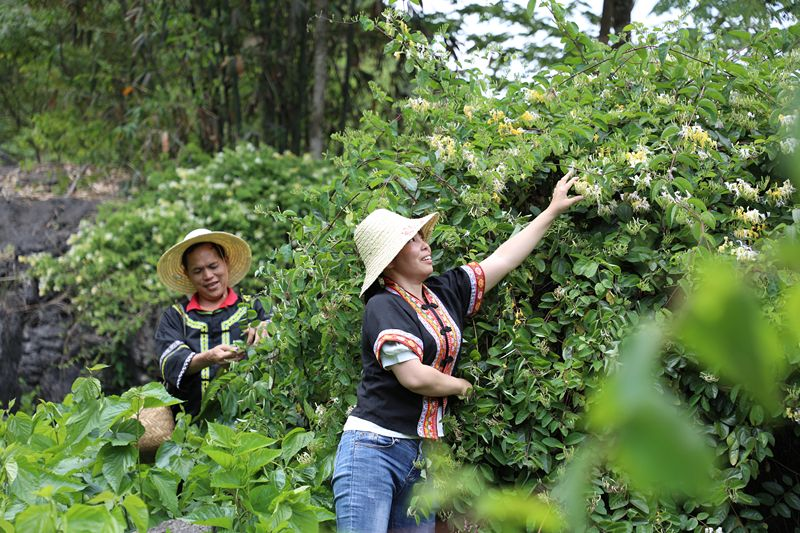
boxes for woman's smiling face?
[184,243,230,304]
[385,231,433,281]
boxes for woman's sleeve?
[364,296,424,368]
[435,262,486,319]
[155,307,195,391]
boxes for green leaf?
[677,258,786,410]
[99,444,137,492]
[281,428,315,462]
[207,422,237,448]
[526,0,538,17]
[147,470,179,515]
[122,494,149,533]
[14,505,56,533]
[64,504,122,533]
[211,467,247,489]
[184,504,236,528]
[201,446,236,469]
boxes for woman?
[155,228,269,416]
[332,170,583,532]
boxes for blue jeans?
[332,430,434,533]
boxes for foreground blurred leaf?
[677,257,786,411]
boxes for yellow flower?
[525,89,547,103]
[488,109,506,124]
[497,122,523,136]
[519,111,536,124]
[464,105,475,119]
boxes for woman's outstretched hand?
[546,168,584,216]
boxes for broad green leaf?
[211,467,247,489]
[99,444,137,492]
[677,257,786,410]
[14,505,55,533]
[122,494,149,533]
[281,428,315,462]
[201,446,236,469]
[64,504,123,533]
[147,470,179,515]
[207,422,237,448]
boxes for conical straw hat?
[157,229,252,294]
[355,209,439,296]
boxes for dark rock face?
[0,165,155,407]
[0,195,99,406]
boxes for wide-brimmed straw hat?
[157,228,252,294]
[354,209,439,296]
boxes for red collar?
[186,288,239,312]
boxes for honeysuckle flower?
[718,237,758,261]
[680,124,717,149]
[626,147,649,167]
[732,206,766,225]
[407,97,431,113]
[597,199,618,217]
[463,105,475,119]
[519,110,538,124]
[488,109,506,124]
[724,179,760,202]
[732,228,759,240]
[780,138,798,154]
[630,173,653,189]
[655,93,675,106]
[574,178,603,202]
[765,179,796,206]
[497,122,524,135]
[779,113,797,127]
[428,134,457,162]
[622,191,651,213]
[525,89,547,103]
[736,145,755,159]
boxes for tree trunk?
[339,0,357,134]
[599,0,634,44]
[309,0,329,159]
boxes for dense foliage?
[24,144,331,381]
[0,0,407,165]
[0,372,333,532]
[249,6,800,531]
[6,2,800,531]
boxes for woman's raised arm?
[479,169,583,292]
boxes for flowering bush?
[246,6,800,531]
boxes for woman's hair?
[361,278,384,304]
[181,241,227,270]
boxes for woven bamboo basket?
[135,406,175,454]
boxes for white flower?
[779,114,797,127]
[766,179,796,207]
[780,138,798,154]
[733,206,766,225]
[736,145,755,160]
[622,191,651,213]
[407,97,431,113]
[630,173,653,190]
[724,179,760,202]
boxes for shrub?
[242,6,800,530]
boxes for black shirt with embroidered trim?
[155,293,267,416]
[350,262,485,439]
